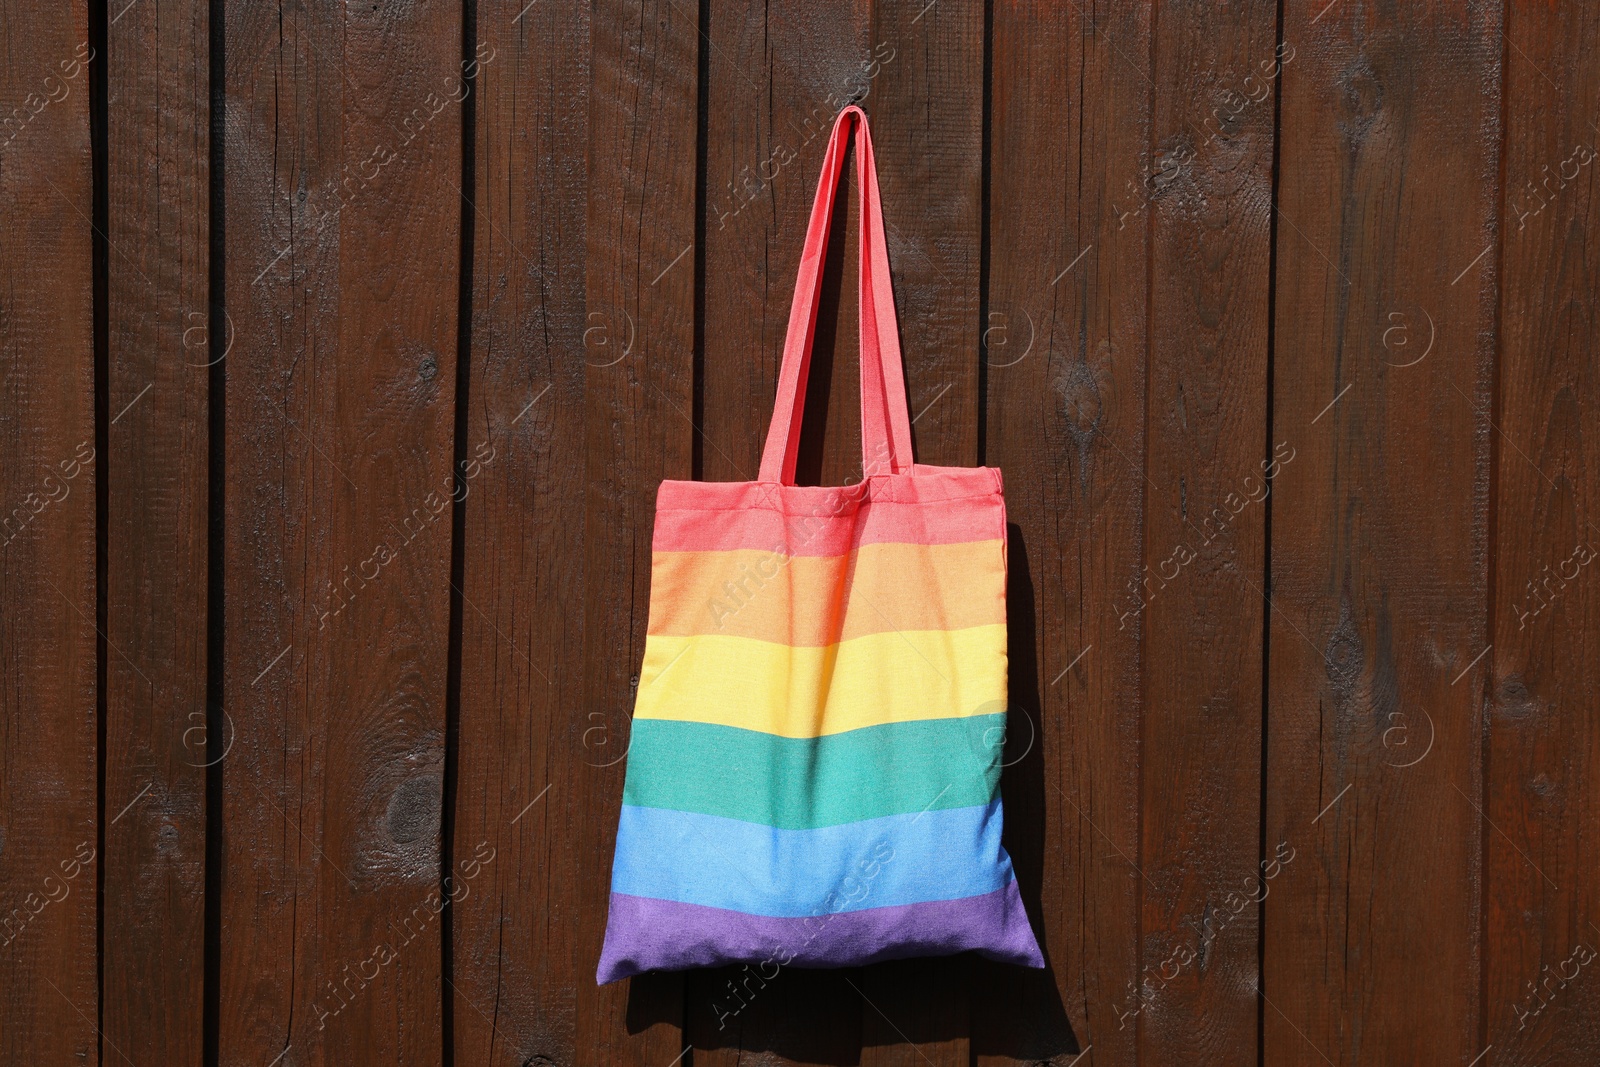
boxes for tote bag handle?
[758,106,915,485]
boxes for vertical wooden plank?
[1265,3,1499,1064]
[1486,2,1600,1062]
[0,3,98,1063]
[867,0,981,466]
[857,0,983,1062]
[976,1,1151,1063]
[449,0,591,1062]
[574,0,698,1062]
[695,0,868,489]
[220,2,461,1064]
[1140,0,1276,1062]
[686,2,872,1063]
[102,0,208,1061]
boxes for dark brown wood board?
[572,0,699,1062]
[448,0,592,1063]
[102,0,209,1061]
[0,2,99,1063]
[1486,1,1600,1063]
[865,0,983,470]
[976,1,1152,1063]
[1265,3,1500,1064]
[1139,0,1278,1062]
[218,1,462,1064]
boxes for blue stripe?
[609,799,1016,917]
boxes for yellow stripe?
[647,539,1005,645]
[634,624,1007,738]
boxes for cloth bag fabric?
[597,105,1044,984]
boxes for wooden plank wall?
[2,1,1599,1065]
[0,2,98,1064]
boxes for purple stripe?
[596,880,1044,984]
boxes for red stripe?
[651,467,1005,556]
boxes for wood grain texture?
[1486,1,1600,1062]
[866,0,982,469]
[449,0,591,1062]
[102,0,209,1061]
[0,2,98,1063]
[219,1,461,1063]
[1265,3,1500,1064]
[694,0,867,486]
[572,0,698,1062]
[975,1,1152,1064]
[1140,0,1277,1062]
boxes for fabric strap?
[758,106,915,485]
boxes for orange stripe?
[647,539,1005,645]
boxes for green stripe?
[623,713,1005,829]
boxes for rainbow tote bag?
[597,105,1044,984]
